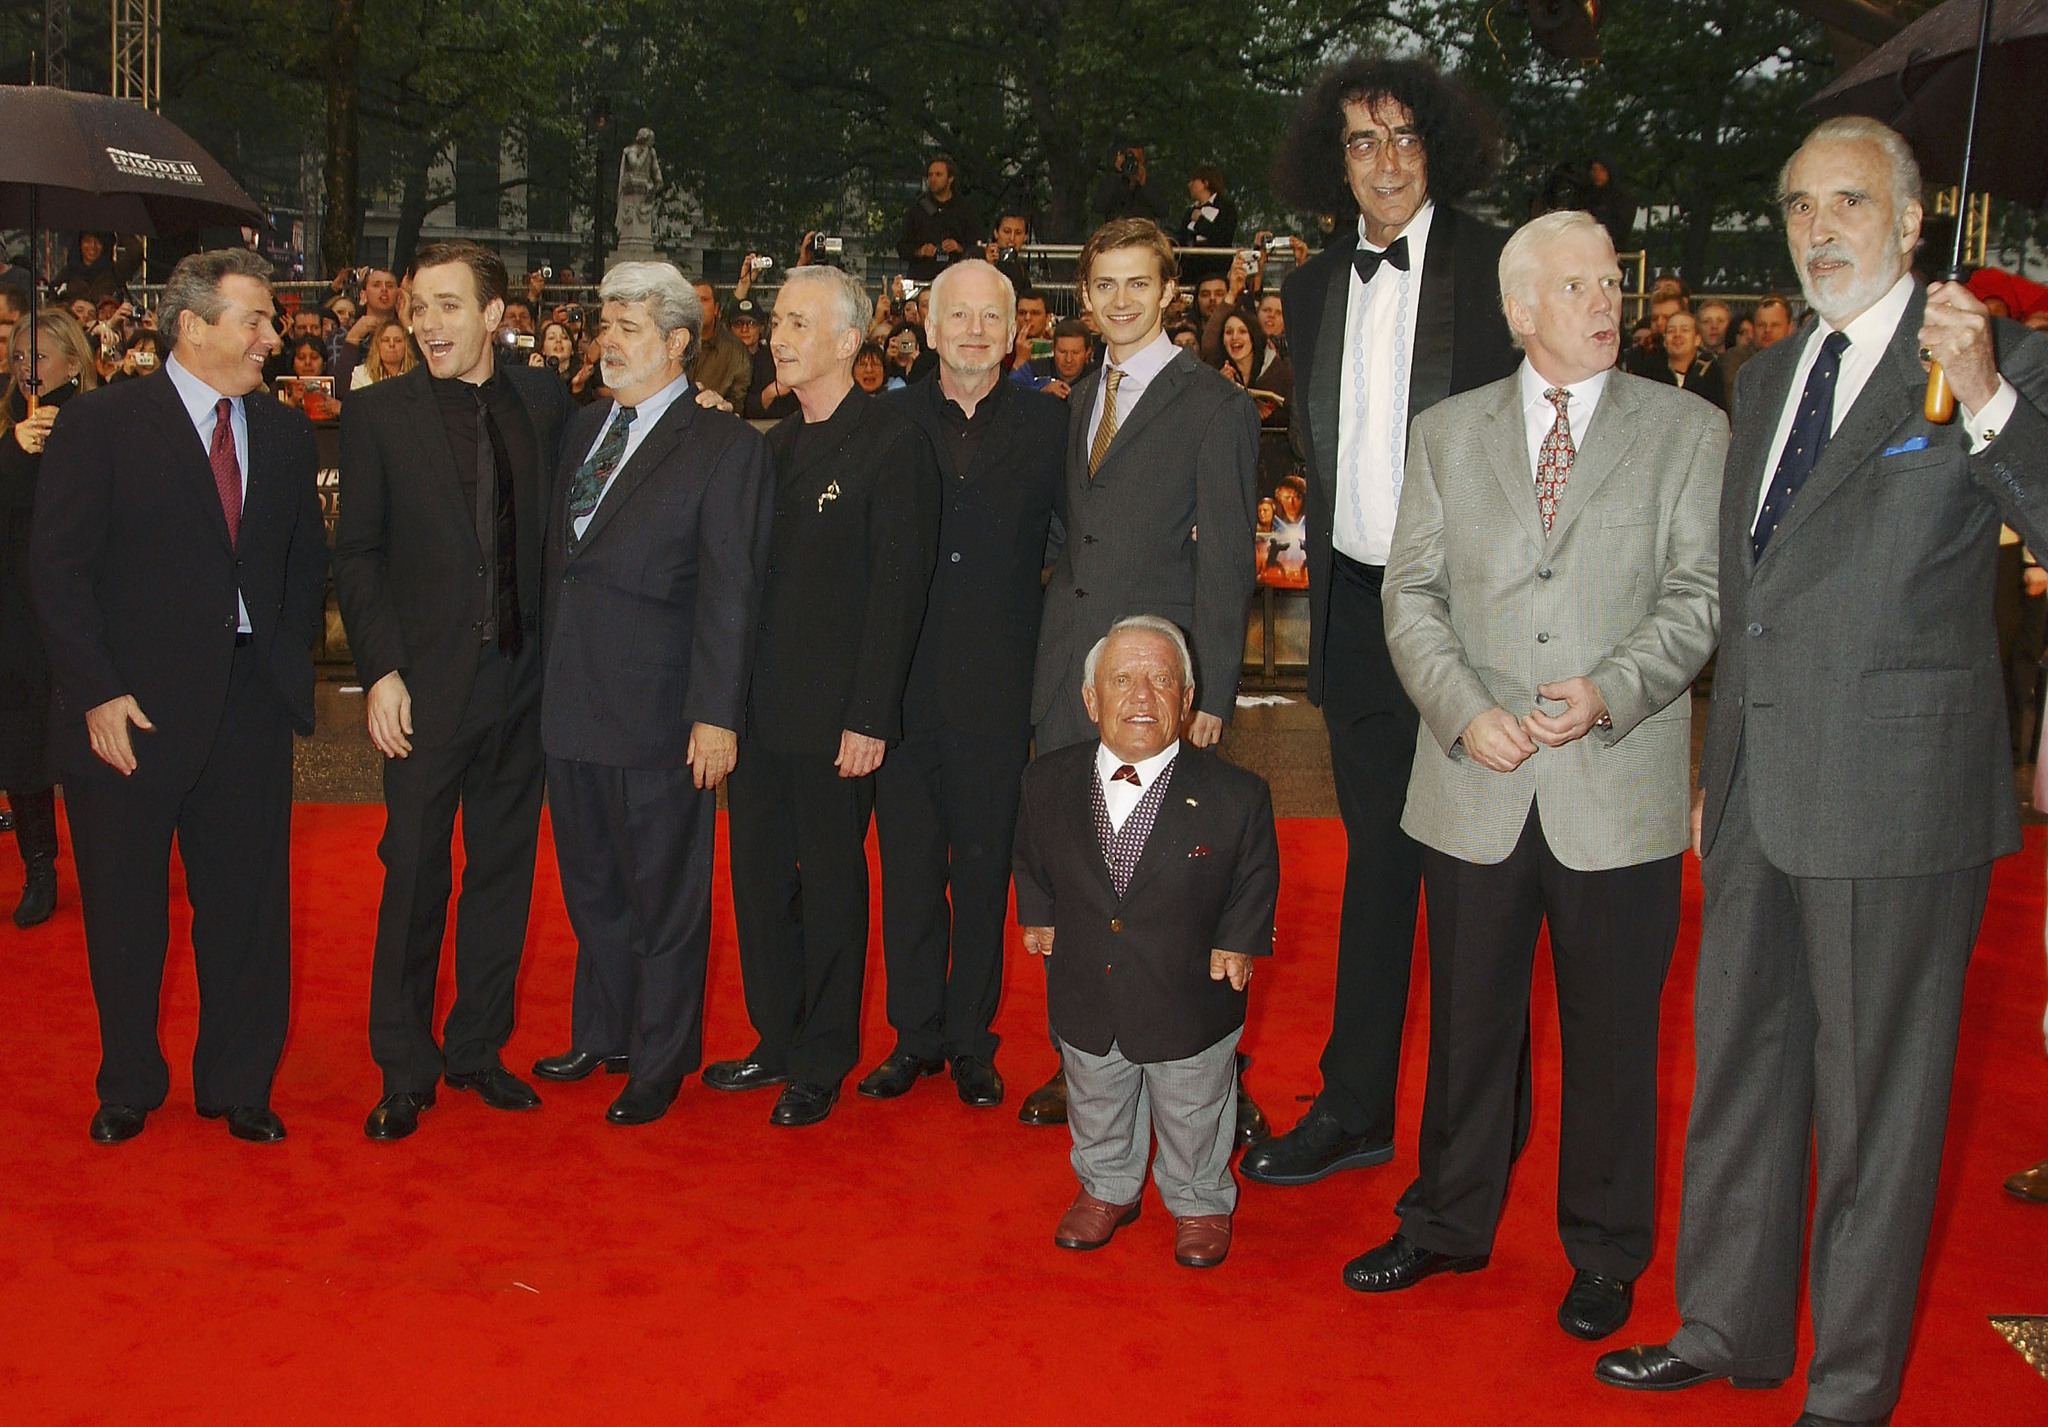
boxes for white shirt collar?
[611,369,692,427]
[1813,270,1916,350]
[1357,198,1436,259]
[165,352,242,423]
[1096,738,1181,785]
[1104,329,1177,384]
[1518,358,1611,419]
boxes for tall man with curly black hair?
[1242,57,1521,1190]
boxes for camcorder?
[804,232,847,267]
[1114,147,1140,177]
[538,264,554,281]
[499,329,536,350]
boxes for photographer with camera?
[1093,144,1172,225]
[896,155,981,284]
[1178,166,1237,285]
[984,211,1035,294]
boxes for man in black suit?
[1014,616,1279,1270]
[32,248,327,1144]
[705,264,941,1127]
[335,240,573,1140]
[1642,309,1728,413]
[1244,57,1522,1188]
[531,262,774,1126]
[862,259,1065,1109]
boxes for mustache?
[1804,239,1855,272]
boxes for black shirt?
[430,361,537,514]
[430,358,541,647]
[932,370,1006,475]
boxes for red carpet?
[1,807,2044,1424]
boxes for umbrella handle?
[22,390,35,419]
[1925,361,1956,423]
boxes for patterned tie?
[208,397,242,544]
[1111,763,1140,785]
[1088,368,1125,477]
[1536,386,1573,534]
[567,404,636,529]
[1753,331,1850,560]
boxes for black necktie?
[474,385,522,657]
[1352,235,1410,287]
[1752,330,1849,560]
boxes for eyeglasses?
[1345,132,1425,162]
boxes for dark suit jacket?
[540,389,774,768]
[1643,354,1727,412]
[1031,346,1259,747]
[884,374,1066,740]
[749,388,941,757]
[332,361,571,748]
[1013,742,1279,1063]
[1282,205,1519,703]
[29,369,327,785]
[1699,288,2048,877]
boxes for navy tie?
[1752,330,1849,559]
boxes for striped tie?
[567,404,637,529]
[1088,368,1125,477]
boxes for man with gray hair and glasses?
[1598,116,2048,1427]
[705,263,941,1127]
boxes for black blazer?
[29,369,327,785]
[1642,354,1728,412]
[1282,205,1519,703]
[540,388,774,768]
[884,374,1066,740]
[749,388,941,757]
[332,361,571,748]
[1013,742,1279,1063]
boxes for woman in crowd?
[533,320,576,380]
[350,317,416,390]
[0,309,97,926]
[1214,309,1292,415]
[853,342,888,394]
[882,322,934,388]
[110,330,167,382]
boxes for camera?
[499,329,535,350]
[748,255,775,274]
[900,279,923,300]
[996,246,1019,262]
[1114,148,1138,177]
[1238,248,1262,270]
[540,264,554,281]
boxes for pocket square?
[1188,845,1211,858]
[1882,436,1931,456]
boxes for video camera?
[804,232,847,267]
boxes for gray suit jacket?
[1030,345,1260,750]
[1698,286,2048,877]
[1384,369,1725,870]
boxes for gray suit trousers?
[1670,756,1988,1422]
[1062,1028,1241,1217]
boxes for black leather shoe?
[769,1081,838,1126]
[1593,1343,1787,1391]
[951,1055,1004,1107]
[531,1049,628,1082]
[606,1077,680,1126]
[444,1066,541,1110]
[364,1088,435,1140]
[1017,1068,1067,1125]
[1241,1103,1393,1185]
[1558,1269,1633,1340]
[1790,1414,1890,1426]
[856,1050,944,1099]
[13,856,55,928]
[198,1105,286,1142]
[89,1103,147,1143]
[1235,1052,1268,1146]
[702,1057,788,1092]
[1340,1232,1488,1293]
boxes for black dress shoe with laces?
[769,1081,838,1126]
[531,1049,628,1082]
[702,1057,788,1092]
[89,1103,148,1143]
[1234,1052,1268,1146]
[364,1088,436,1140]
[444,1066,541,1110]
[1593,1342,1786,1392]
[1558,1269,1633,1340]
[199,1105,286,1142]
[1340,1232,1488,1293]
[951,1055,1004,1107]
[1241,1102,1393,1185]
[1017,1068,1067,1125]
[606,1078,680,1126]
[856,1050,944,1099]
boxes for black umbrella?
[0,85,265,398]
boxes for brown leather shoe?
[1053,1189,1139,1250]
[2006,1157,2048,1203]
[1018,1068,1067,1126]
[1174,1213,1231,1268]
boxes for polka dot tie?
[1753,330,1850,560]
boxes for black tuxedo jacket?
[1282,206,1518,703]
[30,369,327,785]
[332,361,572,747]
[1013,741,1279,1063]
[750,388,941,757]
[541,388,774,768]
[884,374,1066,740]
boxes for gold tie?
[1089,368,1125,477]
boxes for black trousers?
[7,785,57,865]
[366,643,542,1094]
[873,726,1029,1062]
[726,745,874,1088]
[68,639,293,1111]
[1397,805,1680,1280]
[548,757,715,1088]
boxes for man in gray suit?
[1598,117,2048,1426]
[1355,211,1723,1342]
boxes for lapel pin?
[1185,797,1198,807]
[817,479,841,512]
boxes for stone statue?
[615,128,662,248]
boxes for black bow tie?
[1353,236,1410,286]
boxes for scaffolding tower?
[110,0,160,108]
[43,0,69,87]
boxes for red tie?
[209,397,242,544]
[1112,764,1141,786]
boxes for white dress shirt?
[165,353,252,632]
[1518,359,1610,476]
[1086,329,1179,458]
[572,371,692,539]
[1095,738,1180,834]
[1334,199,1436,565]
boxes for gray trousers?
[1670,758,1989,1422]
[1060,1028,1241,1217]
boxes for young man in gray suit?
[1359,211,1723,1340]
[1598,117,2048,1426]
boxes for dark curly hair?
[1269,56,1499,218]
